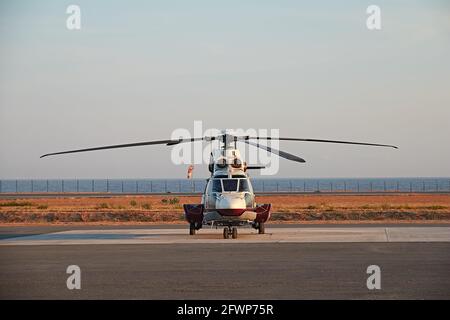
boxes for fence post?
[193,181,195,193]
[136,181,139,193]
[107,179,109,193]
[304,181,306,192]
[262,181,265,192]
[330,182,333,192]
[384,181,386,192]
[0,180,2,193]
[397,181,399,192]
[423,181,425,192]
[16,180,18,193]
[92,180,94,192]
[165,180,167,193]
[344,181,347,192]
[290,180,292,192]
[121,181,124,193]
[357,181,360,192]
[31,180,33,192]
[410,182,412,192]
[77,180,79,192]
[276,182,279,192]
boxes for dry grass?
[0,193,449,224]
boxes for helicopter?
[41,131,397,239]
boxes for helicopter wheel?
[189,223,196,235]
[231,227,238,239]
[223,227,232,239]
[258,223,265,234]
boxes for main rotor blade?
[244,137,398,149]
[244,140,306,163]
[40,137,209,158]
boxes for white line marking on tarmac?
[385,228,390,242]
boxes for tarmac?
[1,224,449,299]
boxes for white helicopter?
[41,131,397,239]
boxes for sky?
[0,0,449,179]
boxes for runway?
[1,224,449,299]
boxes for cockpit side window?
[238,179,250,192]
[222,179,238,192]
[212,179,222,192]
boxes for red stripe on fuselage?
[217,208,246,216]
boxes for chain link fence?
[1,178,449,194]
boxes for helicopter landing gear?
[223,227,229,239]
[252,222,265,234]
[189,222,203,235]
[231,227,238,239]
[189,223,196,235]
[258,223,265,234]
[223,227,238,239]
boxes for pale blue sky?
[1,1,449,178]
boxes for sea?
[0,178,449,193]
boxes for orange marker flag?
[187,165,194,179]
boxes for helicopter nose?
[216,194,247,216]
[216,194,246,209]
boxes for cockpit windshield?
[222,179,238,192]
[208,178,252,193]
